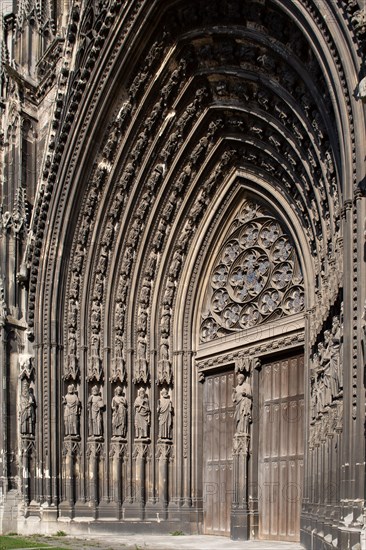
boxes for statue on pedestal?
[62,384,81,437]
[111,386,128,438]
[232,373,252,435]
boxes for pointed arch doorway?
[200,350,304,541]
[196,194,306,541]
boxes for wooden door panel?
[258,354,304,542]
[203,371,234,536]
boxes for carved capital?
[109,442,127,459]
[132,441,151,460]
[233,434,250,456]
[156,442,174,461]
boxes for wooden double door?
[203,353,304,541]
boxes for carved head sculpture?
[115,386,123,396]
[67,384,75,394]
[138,387,145,397]
[91,385,99,395]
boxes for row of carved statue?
[20,371,252,443]
[62,384,173,441]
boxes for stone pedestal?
[231,433,250,540]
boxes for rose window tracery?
[200,198,305,342]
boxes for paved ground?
[28,534,304,550]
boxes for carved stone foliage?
[200,198,304,342]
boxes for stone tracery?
[200,198,305,341]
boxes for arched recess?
[22,0,365,545]
[173,171,313,540]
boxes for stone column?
[231,433,250,539]
[61,439,80,514]
[156,441,173,518]
[133,441,150,519]
[87,441,103,516]
[21,439,35,506]
[110,441,127,512]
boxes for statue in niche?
[319,339,332,407]
[163,279,175,307]
[310,374,317,420]
[160,304,171,337]
[110,334,126,383]
[93,273,104,301]
[62,384,81,437]
[88,385,104,438]
[137,308,148,335]
[145,250,157,278]
[88,332,102,381]
[135,192,151,220]
[157,388,173,440]
[66,332,78,380]
[68,300,78,329]
[134,337,148,383]
[115,301,125,332]
[70,271,80,300]
[169,250,183,280]
[111,386,128,438]
[175,164,191,194]
[19,382,36,436]
[329,316,343,396]
[232,373,252,436]
[134,387,150,439]
[152,220,166,251]
[139,279,151,306]
[18,355,34,380]
[157,339,172,385]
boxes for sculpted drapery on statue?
[88,385,104,438]
[310,311,344,419]
[111,386,128,438]
[157,388,173,440]
[134,388,150,439]
[62,384,81,437]
[19,382,36,436]
[232,373,252,436]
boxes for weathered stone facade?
[0,0,365,547]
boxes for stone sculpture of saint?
[88,385,104,438]
[62,384,81,437]
[157,388,173,440]
[232,373,252,435]
[134,388,150,439]
[19,384,36,436]
[111,386,128,438]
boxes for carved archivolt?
[200,197,304,342]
